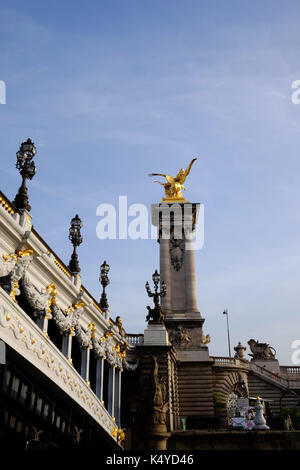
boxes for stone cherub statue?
[149,158,197,201]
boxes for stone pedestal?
[143,324,169,346]
[134,344,179,449]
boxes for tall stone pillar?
[151,203,208,359]
[151,202,214,423]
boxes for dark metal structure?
[145,270,166,324]
[68,214,83,274]
[13,138,37,211]
[99,261,110,311]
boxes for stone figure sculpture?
[152,356,169,425]
[201,332,211,345]
[248,339,276,360]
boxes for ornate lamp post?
[68,214,83,274]
[99,260,110,315]
[13,138,37,211]
[145,269,167,324]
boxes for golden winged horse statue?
[149,158,197,201]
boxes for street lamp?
[145,269,167,324]
[99,260,110,315]
[223,309,232,358]
[68,214,83,274]
[13,138,37,211]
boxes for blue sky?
[0,0,300,363]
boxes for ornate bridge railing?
[0,289,119,444]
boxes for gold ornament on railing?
[113,340,129,359]
[46,283,57,315]
[65,300,85,316]
[88,322,96,339]
[117,428,125,444]
[111,423,118,438]
[15,249,34,258]
[10,282,19,303]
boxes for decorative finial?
[13,138,37,211]
[99,260,110,314]
[148,158,197,202]
[234,341,246,360]
[145,269,166,324]
[68,214,83,274]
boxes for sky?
[0,0,300,363]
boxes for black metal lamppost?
[13,138,37,211]
[145,269,167,324]
[99,260,110,315]
[145,269,167,309]
[68,214,83,274]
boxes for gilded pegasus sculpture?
[149,158,197,202]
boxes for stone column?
[80,348,90,384]
[108,365,116,416]
[95,357,104,402]
[114,368,122,426]
[0,339,6,365]
[61,333,72,362]
[184,238,198,312]
[151,203,201,319]
[159,238,172,313]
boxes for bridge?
[0,190,134,450]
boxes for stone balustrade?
[212,356,248,369]
[126,333,144,346]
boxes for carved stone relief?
[169,237,185,271]
[169,325,191,347]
